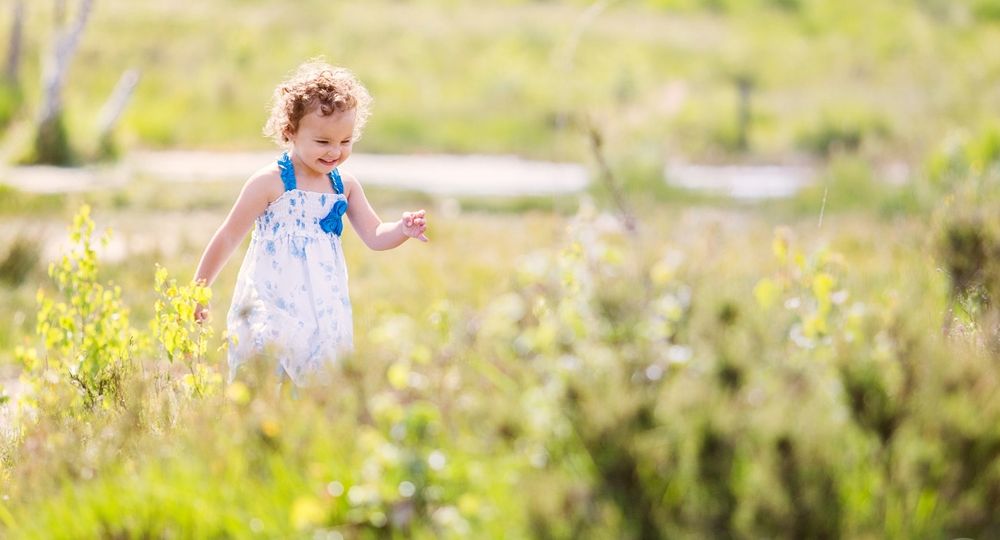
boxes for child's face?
[288,108,357,176]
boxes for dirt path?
[0,150,861,200]
[0,150,591,197]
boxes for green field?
[1,0,1000,537]
[2,0,1000,163]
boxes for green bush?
[973,0,1000,20]
[14,205,136,411]
[0,81,22,129]
[0,235,41,288]
[26,116,76,166]
[928,127,1000,349]
[795,107,890,158]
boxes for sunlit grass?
[2,0,1000,162]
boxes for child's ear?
[283,127,295,142]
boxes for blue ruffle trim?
[277,152,296,191]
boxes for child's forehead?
[299,109,356,136]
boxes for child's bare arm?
[194,169,280,287]
[344,173,428,250]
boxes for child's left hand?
[401,210,429,242]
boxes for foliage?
[0,177,998,537]
[972,0,1000,20]
[150,265,218,397]
[0,81,22,129]
[795,106,890,158]
[0,0,998,163]
[784,155,913,219]
[928,126,1000,349]
[0,186,67,217]
[14,205,136,412]
[0,235,41,287]
[26,116,75,166]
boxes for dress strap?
[277,152,296,191]
[329,168,344,195]
[320,168,348,236]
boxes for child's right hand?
[195,303,210,324]
[401,209,429,242]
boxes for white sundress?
[227,152,354,386]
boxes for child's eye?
[341,140,351,145]
[315,140,328,144]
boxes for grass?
[1,0,1000,164]
[2,179,997,536]
[1,1,999,535]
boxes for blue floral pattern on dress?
[226,153,353,387]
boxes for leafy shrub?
[929,127,1000,349]
[150,265,218,397]
[26,116,75,166]
[796,107,890,158]
[0,235,41,287]
[0,81,22,129]
[973,0,1000,20]
[15,205,137,412]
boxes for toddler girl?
[193,61,428,386]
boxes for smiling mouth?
[319,158,336,166]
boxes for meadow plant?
[753,226,858,350]
[15,205,136,412]
[3,201,1000,537]
[928,126,1000,349]
[150,265,219,397]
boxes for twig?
[97,69,141,139]
[817,185,828,229]
[586,119,638,234]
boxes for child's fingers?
[194,304,210,324]
[402,210,426,229]
[407,222,428,241]
[401,209,427,241]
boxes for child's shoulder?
[340,169,362,197]
[243,162,285,203]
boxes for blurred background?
[1,0,1000,538]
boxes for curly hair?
[263,61,373,146]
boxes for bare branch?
[54,0,67,27]
[37,0,95,126]
[97,69,141,138]
[4,0,24,84]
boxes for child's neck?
[290,151,328,183]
